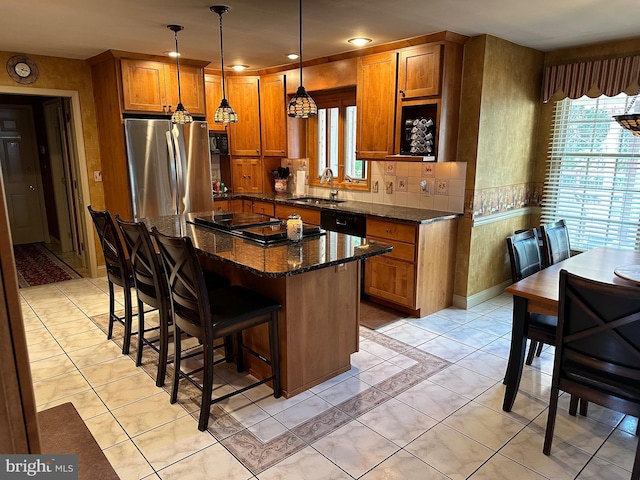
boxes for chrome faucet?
[320,167,338,200]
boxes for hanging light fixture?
[167,25,193,124]
[614,90,640,136]
[210,5,238,123]
[288,0,317,118]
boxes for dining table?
[502,246,640,412]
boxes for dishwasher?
[320,210,368,297]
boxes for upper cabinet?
[397,44,442,99]
[227,76,261,156]
[204,73,226,132]
[259,73,288,157]
[121,59,205,115]
[356,52,398,160]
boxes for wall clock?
[6,55,39,85]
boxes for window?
[306,88,368,190]
[542,94,640,251]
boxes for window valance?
[542,55,640,103]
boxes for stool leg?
[121,285,133,355]
[269,312,281,398]
[170,325,182,404]
[156,301,170,387]
[108,281,115,339]
[136,298,145,366]
[199,335,214,432]
[236,331,244,372]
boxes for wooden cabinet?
[121,59,205,115]
[274,204,321,225]
[251,200,275,216]
[204,73,227,132]
[356,52,398,159]
[259,74,288,157]
[212,199,229,212]
[397,44,441,99]
[365,216,458,317]
[231,158,262,193]
[227,76,261,156]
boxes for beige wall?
[455,35,544,300]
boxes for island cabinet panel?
[251,200,275,216]
[231,158,262,193]
[365,217,458,316]
[121,59,205,115]
[356,51,398,160]
[397,44,442,99]
[227,76,261,156]
[274,204,321,225]
[204,73,226,132]
[259,74,288,157]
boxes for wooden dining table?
[502,247,640,412]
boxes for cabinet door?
[163,64,206,116]
[260,74,287,157]
[205,74,226,132]
[364,254,416,308]
[121,59,167,113]
[397,44,441,99]
[231,158,246,192]
[227,76,261,156]
[246,158,263,193]
[356,52,397,159]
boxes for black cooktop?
[193,212,281,231]
[242,223,323,244]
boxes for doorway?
[0,87,96,278]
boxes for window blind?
[541,94,640,252]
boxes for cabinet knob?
[399,90,405,98]
[386,228,392,233]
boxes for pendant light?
[614,90,640,136]
[167,25,193,124]
[288,0,317,118]
[210,5,238,123]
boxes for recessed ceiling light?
[348,37,372,47]
[167,51,180,58]
[230,65,249,71]
[287,53,299,60]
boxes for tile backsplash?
[296,160,467,213]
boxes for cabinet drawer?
[253,200,275,216]
[368,236,415,262]
[367,218,416,244]
[364,255,416,308]
[274,205,321,226]
[213,199,229,212]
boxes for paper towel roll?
[295,170,306,195]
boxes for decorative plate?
[613,265,640,284]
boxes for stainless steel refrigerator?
[124,119,213,219]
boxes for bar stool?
[88,206,135,354]
[152,227,282,431]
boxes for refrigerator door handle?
[166,130,179,214]
[172,126,185,214]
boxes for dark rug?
[13,243,81,288]
[360,299,407,330]
[38,402,120,480]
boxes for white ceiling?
[3,0,640,70]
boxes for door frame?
[0,85,97,277]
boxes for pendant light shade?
[614,91,640,136]
[288,0,317,118]
[167,24,193,124]
[210,5,238,123]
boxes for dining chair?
[540,219,571,269]
[544,270,640,479]
[506,229,556,366]
[151,227,282,431]
[88,206,135,354]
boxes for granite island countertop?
[214,192,460,225]
[142,212,392,278]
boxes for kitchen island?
[144,211,393,397]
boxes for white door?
[0,106,46,245]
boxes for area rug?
[359,299,408,330]
[13,243,81,288]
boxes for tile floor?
[23,277,638,480]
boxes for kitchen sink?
[290,196,345,205]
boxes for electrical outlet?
[93,171,102,182]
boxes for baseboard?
[452,280,511,309]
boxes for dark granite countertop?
[214,192,460,224]
[142,212,392,278]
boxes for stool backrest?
[506,228,543,283]
[541,220,571,268]
[151,227,211,341]
[88,206,129,284]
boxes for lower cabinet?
[231,158,262,193]
[365,216,458,317]
[274,204,321,225]
[252,200,275,216]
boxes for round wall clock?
[6,55,39,85]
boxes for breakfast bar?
[144,211,393,397]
